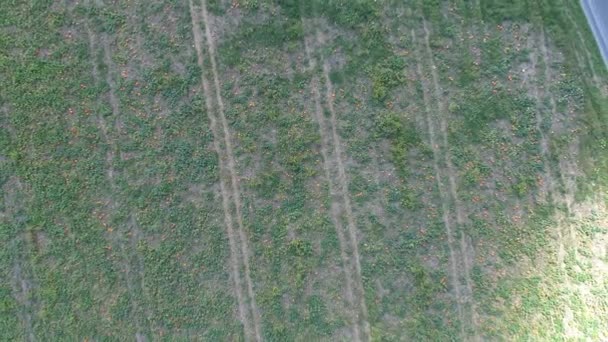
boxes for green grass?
[1,0,606,340]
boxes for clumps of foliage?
[369,56,406,102]
[375,111,421,176]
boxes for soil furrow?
[413,25,467,339]
[188,0,256,340]
[303,35,362,342]
[199,0,262,340]
[321,60,371,341]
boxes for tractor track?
[538,28,580,267]
[413,20,479,339]
[84,1,149,337]
[199,3,263,339]
[322,60,371,341]
[302,25,370,341]
[189,0,261,340]
[425,20,479,339]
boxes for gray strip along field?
[581,0,608,68]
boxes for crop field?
[1,0,607,340]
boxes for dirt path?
[189,0,260,340]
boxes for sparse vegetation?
[0,0,606,340]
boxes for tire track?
[84,2,147,337]
[198,5,262,340]
[101,37,121,127]
[5,179,36,342]
[473,0,483,20]
[538,29,579,264]
[322,60,371,341]
[200,0,262,339]
[422,20,479,338]
[188,0,261,340]
[84,20,110,142]
[531,31,559,204]
[411,29,466,339]
[303,35,360,342]
[121,3,160,335]
[537,27,588,335]
[302,26,369,340]
[523,33,553,205]
[11,262,35,342]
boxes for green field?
[1,0,607,340]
